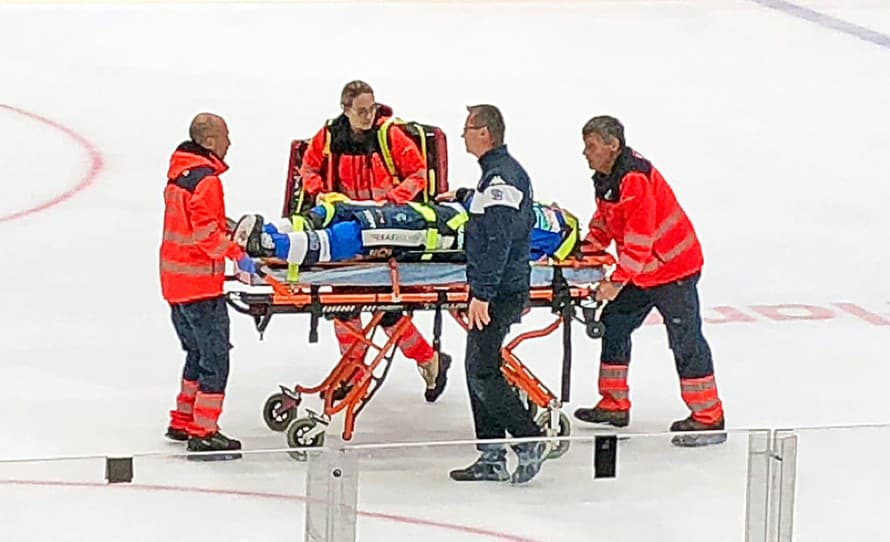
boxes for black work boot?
[449,447,509,482]
[510,441,548,484]
[187,431,243,461]
[165,427,189,442]
[421,352,452,403]
[573,406,630,428]
[670,416,727,447]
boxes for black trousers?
[465,291,541,448]
[170,295,231,394]
[601,273,713,379]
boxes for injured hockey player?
[231,189,581,268]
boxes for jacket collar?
[479,145,508,169]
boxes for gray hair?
[466,104,505,147]
[582,115,625,147]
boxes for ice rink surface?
[1,1,889,540]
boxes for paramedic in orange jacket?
[572,115,726,447]
[299,80,450,402]
[160,113,257,460]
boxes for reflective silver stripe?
[317,230,331,262]
[176,400,194,415]
[194,224,217,239]
[600,366,628,379]
[396,331,421,350]
[180,380,198,397]
[286,230,332,264]
[195,394,224,410]
[642,232,697,273]
[619,254,645,273]
[660,232,697,262]
[193,414,217,432]
[362,229,427,247]
[160,260,217,276]
[681,379,716,393]
[207,241,229,258]
[688,399,719,412]
[655,209,683,238]
[163,231,194,244]
[624,232,653,246]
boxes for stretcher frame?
[225,257,608,460]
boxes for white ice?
[1,1,889,541]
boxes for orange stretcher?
[225,256,612,460]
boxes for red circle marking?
[0,105,537,541]
[0,104,103,223]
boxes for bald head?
[189,113,230,160]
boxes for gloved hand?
[236,254,258,275]
[316,192,351,205]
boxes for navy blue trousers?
[601,273,714,379]
[170,295,231,394]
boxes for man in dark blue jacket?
[444,105,547,484]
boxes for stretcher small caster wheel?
[586,321,605,339]
[536,411,572,459]
[263,392,298,432]
[286,418,326,461]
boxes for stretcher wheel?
[263,393,298,432]
[586,322,605,339]
[536,411,572,459]
[286,418,325,461]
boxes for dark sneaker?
[449,447,509,482]
[510,441,548,484]
[573,406,630,427]
[186,431,243,461]
[165,427,189,442]
[670,416,727,447]
[422,352,452,403]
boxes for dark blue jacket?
[465,145,534,302]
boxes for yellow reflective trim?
[425,228,438,251]
[404,202,440,255]
[428,169,437,201]
[445,212,468,231]
[378,118,397,179]
[414,122,430,203]
[407,202,436,223]
[319,200,335,227]
[553,209,580,261]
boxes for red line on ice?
[0,478,541,542]
[0,104,103,223]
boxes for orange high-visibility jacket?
[582,147,703,288]
[160,142,243,303]
[300,110,426,204]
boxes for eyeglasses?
[462,124,486,134]
[349,104,377,118]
